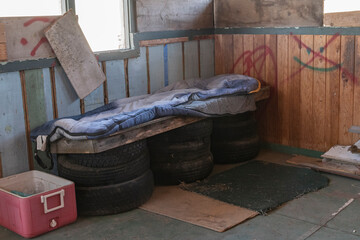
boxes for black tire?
[212,118,257,140]
[76,170,154,216]
[211,134,260,164]
[149,119,213,143]
[59,140,147,168]
[57,152,150,187]
[151,153,214,185]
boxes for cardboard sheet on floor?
[321,141,360,164]
[287,155,360,180]
[183,160,329,213]
[140,186,258,232]
[44,10,105,99]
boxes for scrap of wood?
[0,22,5,43]
[140,37,189,47]
[44,10,105,99]
[50,87,270,154]
[324,11,360,27]
[193,35,215,41]
[0,23,7,61]
[287,155,360,180]
[140,186,258,232]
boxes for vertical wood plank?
[124,59,130,97]
[288,34,302,148]
[146,47,151,94]
[325,35,341,149]
[277,35,290,146]
[313,35,327,151]
[149,45,165,93]
[55,66,80,117]
[128,47,147,97]
[338,35,355,145]
[168,43,183,85]
[0,72,28,177]
[49,67,58,119]
[102,62,109,105]
[253,35,266,82]
[184,41,200,79]
[264,34,278,143]
[354,36,360,142]
[106,60,126,102]
[215,35,233,75]
[233,35,244,75]
[182,42,185,80]
[198,40,201,78]
[243,34,254,77]
[200,39,215,79]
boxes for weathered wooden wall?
[0,39,215,177]
[215,34,360,152]
[214,0,323,28]
[136,0,213,32]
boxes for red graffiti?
[23,17,50,27]
[20,38,28,45]
[289,33,358,84]
[30,37,48,56]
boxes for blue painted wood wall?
[0,39,214,177]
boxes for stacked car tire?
[211,111,260,164]
[148,119,214,185]
[57,140,154,216]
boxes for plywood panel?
[299,35,314,150]
[149,45,165,93]
[214,0,323,28]
[325,35,341,149]
[0,72,28,177]
[136,0,213,32]
[338,35,355,145]
[276,35,289,146]
[354,36,360,142]
[200,39,215,79]
[55,66,80,118]
[233,35,244,75]
[253,35,266,81]
[312,35,327,151]
[167,43,183,85]
[106,60,126,103]
[215,35,233,75]
[184,41,199,79]
[45,11,105,99]
[128,47,147,97]
[288,34,301,148]
[324,11,360,27]
[243,35,254,77]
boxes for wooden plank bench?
[50,86,270,154]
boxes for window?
[324,0,360,13]
[0,0,131,52]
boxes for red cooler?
[0,170,77,238]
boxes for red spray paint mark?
[51,61,57,67]
[23,17,50,27]
[20,38,28,45]
[289,33,357,84]
[30,37,48,56]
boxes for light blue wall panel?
[106,60,126,103]
[200,39,215,79]
[167,43,183,85]
[42,68,55,121]
[55,66,80,117]
[128,47,148,97]
[0,72,28,177]
[149,45,165,93]
[84,84,104,112]
[184,40,199,79]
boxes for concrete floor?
[1,150,360,240]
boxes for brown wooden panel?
[136,0,213,32]
[276,35,289,146]
[325,35,341,149]
[0,22,5,43]
[324,11,360,27]
[354,36,360,142]
[215,35,233,75]
[264,34,278,143]
[214,0,323,28]
[233,35,244,74]
[253,35,265,82]
[299,35,314,150]
[243,35,254,77]
[0,43,7,61]
[288,35,301,148]
[312,35,327,151]
[338,35,355,145]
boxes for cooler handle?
[41,189,65,214]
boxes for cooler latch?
[41,189,65,214]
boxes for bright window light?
[324,0,360,13]
[76,0,127,52]
[0,0,62,17]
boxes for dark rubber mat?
[183,160,329,213]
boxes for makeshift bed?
[31,74,270,154]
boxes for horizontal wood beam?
[51,86,270,154]
[140,37,189,47]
